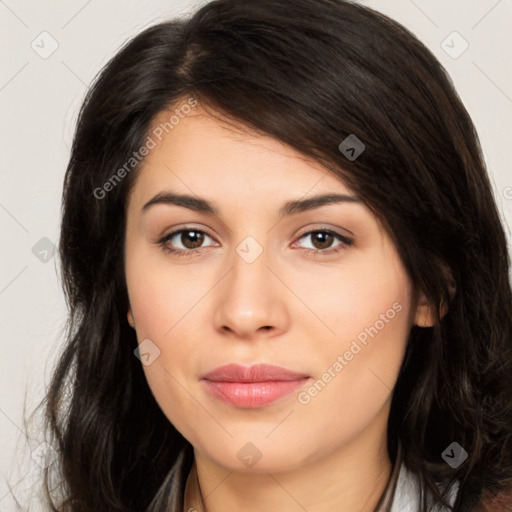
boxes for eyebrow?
[141,190,361,218]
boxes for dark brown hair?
[26,0,512,510]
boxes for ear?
[414,291,437,328]
[127,308,135,329]
[414,273,455,328]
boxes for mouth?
[200,363,311,408]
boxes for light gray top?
[391,463,459,512]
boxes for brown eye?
[295,229,353,256]
[158,228,217,257]
[179,230,205,249]
[310,231,335,250]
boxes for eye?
[157,228,217,257]
[156,227,353,259]
[294,229,353,256]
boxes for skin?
[124,101,434,512]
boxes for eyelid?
[157,226,218,247]
[158,223,216,240]
[294,224,352,239]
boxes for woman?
[39,0,512,510]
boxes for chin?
[196,436,310,473]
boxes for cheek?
[126,259,201,380]
[290,251,413,423]
[288,249,413,355]
[125,248,215,439]
[126,242,208,338]
[289,308,411,461]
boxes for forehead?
[127,105,353,210]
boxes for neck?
[184,409,395,512]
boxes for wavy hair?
[32,0,512,510]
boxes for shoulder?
[390,463,459,512]
[477,483,512,512]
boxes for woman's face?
[124,103,426,473]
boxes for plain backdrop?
[1,0,511,509]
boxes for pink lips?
[201,363,310,408]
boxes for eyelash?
[156,227,353,259]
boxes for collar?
[390,463,459,512]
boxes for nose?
[213,242,289,340]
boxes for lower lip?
[202,378,310,408]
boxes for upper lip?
[201,363,309,382]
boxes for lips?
[201,364,311,408]
[201,363,309,382]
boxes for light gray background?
[1,0,511,509]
